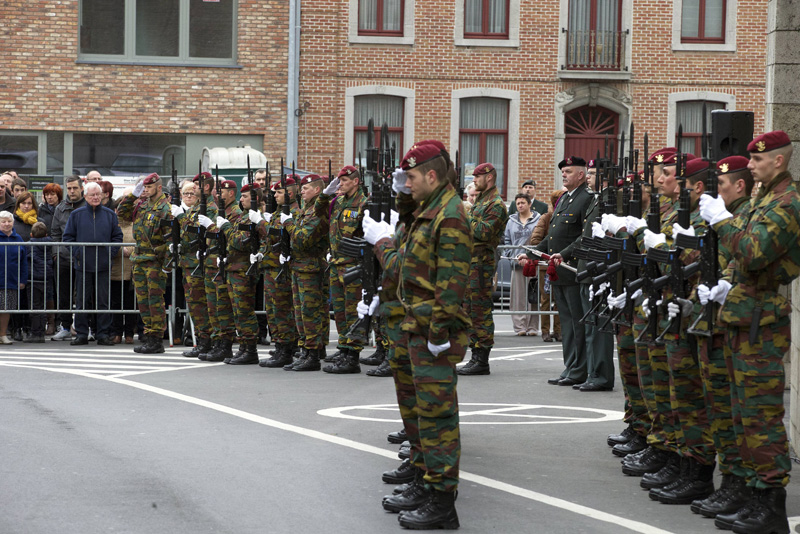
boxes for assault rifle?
[243,155,261,277]
[213,167,227,282]
[191,161,207,277]
[162,155,182,271]
[270,158,293,282]
[264,161,277,214]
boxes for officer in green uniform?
[699,130,800,533]
[459,162,507,376]
[316,165,367,374]
[116,173,172,354]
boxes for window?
[79,0,237,65]
[358,0,404,36]
[459,98,509,197]
[565,0,625,70]
[353,96,405,170]
[675,100,726,155]
[464,0,509,39]
[681,0,725,43]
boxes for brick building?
[297,0,768,198]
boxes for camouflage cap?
[143,173,161,185]
[748,130,791,153]
[716,155,750,175]
[473,162,496,175]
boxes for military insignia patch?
[720,163,729,173]
[756,141,766,152]
[407,157,416,167]
[656,154,664,163]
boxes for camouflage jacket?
[394,182,472,345]
[469,184,508,264]
[287,196,329,273]
[116,192,171,264]
[317,189,367,265]
[219,203,247,272]
[714,171,800,327]
[374,192,417,320]
[633,195,677,252]
[178,203,201,272]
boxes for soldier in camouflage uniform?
[689,156,754,518]
[218,182,261,365]
[256,177,300,368]
[368,142,471,530]
[283,174,330,371]
[459,162,507,376]
[699,130,799,533]
[116,173,172,354]
[316,165,367,374]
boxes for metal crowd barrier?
[493,244,557,318]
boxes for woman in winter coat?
[0,210,28,344]
[503,193,541,336]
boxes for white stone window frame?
[344,85,416,164]
[454,0,520,48]
[666,91,736,147]
[672,0,738,52]
[348,0,416,45]
[450,87,520,197]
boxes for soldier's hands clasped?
[697,280,732,305]
[249,252,263,264]
[356,294,380,319]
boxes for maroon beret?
[271,177,296,191]
[142,173,161,185]
[241,183,261,193]
[473,162,496,175]
[649,147,677,164]
[219,180,237,190]
[661,152,697,166]
[299,174,324,186]
[192,172,213,183]
[748,130,791,153]
[683,158,711,178]
[400,143,444,171]
[716,156,750,175]
[338,165,358,178]
[558,156,587,169]
[415,139,448,153]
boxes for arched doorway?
[564,105,620,163]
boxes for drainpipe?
[286,0,301,167]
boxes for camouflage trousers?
[373,312,389,350]
[636,313,676,452]
[203,254,234,342]
[291,269,328,350]
[183,272,210,338]
[264,269,298,344]
[698,333,741,476]
[132,261,166,337]
[664,330,714,464]
[330,263,363,351]
[226,269,259,345]
[389,328,467,493]
[466,261,495,349]
[617,323,650,437]
[726,321,791,488]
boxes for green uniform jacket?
[469,184,508,265]
[316,188,367,266]
[375,192,418,320]
[116,192,171,264]
[220,203,249,272]
[287,196,329,273]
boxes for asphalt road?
[0,315,797,534]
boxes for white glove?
[392,168,411,195]
[171,204,184,218]
[591,221,604,238]
[250,252,263,264]
[197,214,213,228]
[699,194,733,225]
[323,177,340,196]
[706,280,732,305]
[263,212,273,223]
[248,210,262,224]
[428,340,451,356]
[132,180,144,197]
[216,257,224,267]
[389,209,400,228]
[642,298,650,317]
[280,212,292,224]
[626,216,647,234]
[643,229,667,250]
[631,288,642,301]
[363,213,392,245]
[589,282,609,301]
[600,213,613,233]
[356,294,380,318]
[279,253,289,265]
[196,251,203,260]
[606,215,628,235]
[326,253,332,262]
[608,292,627,310]
[672,223,695,238]
[667,298,693,320]
[168,243,179,254]
[216,216,229,229]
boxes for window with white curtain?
[359,0,404,35]
[460,97,509,197]
[464,0,509,38]
[675,100,726,156]
[354,96,405,168]
[566,0,622,69]
[681,0,725,42]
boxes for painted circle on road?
[318,403,624,425]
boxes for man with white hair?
[62,182,123,345]
[84,170,103,183]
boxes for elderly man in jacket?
[63,182,123,345]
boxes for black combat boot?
[284,348,308,370]
[133,335,151,353]
[649,457,689,500]
[139,336,165,354]
[262,342,296,368]
[259,342,283,367]
[729,487,789,534]
[366,358,392,377]
[457,347,490,375]
[608,424,636,447]
[699,475,752,518]
[229,343,259,365]
[398,440,410,460]
[612,433,647,457]
[640,452,681,489]
[382,458,420,485]
[323,349,361,374]
[716,493,759,531]
[397,489,459,530]
[324,348,346,363]
[621,446,670,477]
[383,469,430,513]
[292,347,321,371]
[360,344,386,365]
[198,339,219,361]
[206,339,233,362]
[657,458,715,504]
[183,337,211,358]
[387,428,407,444]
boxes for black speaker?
[711,110,754,159]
